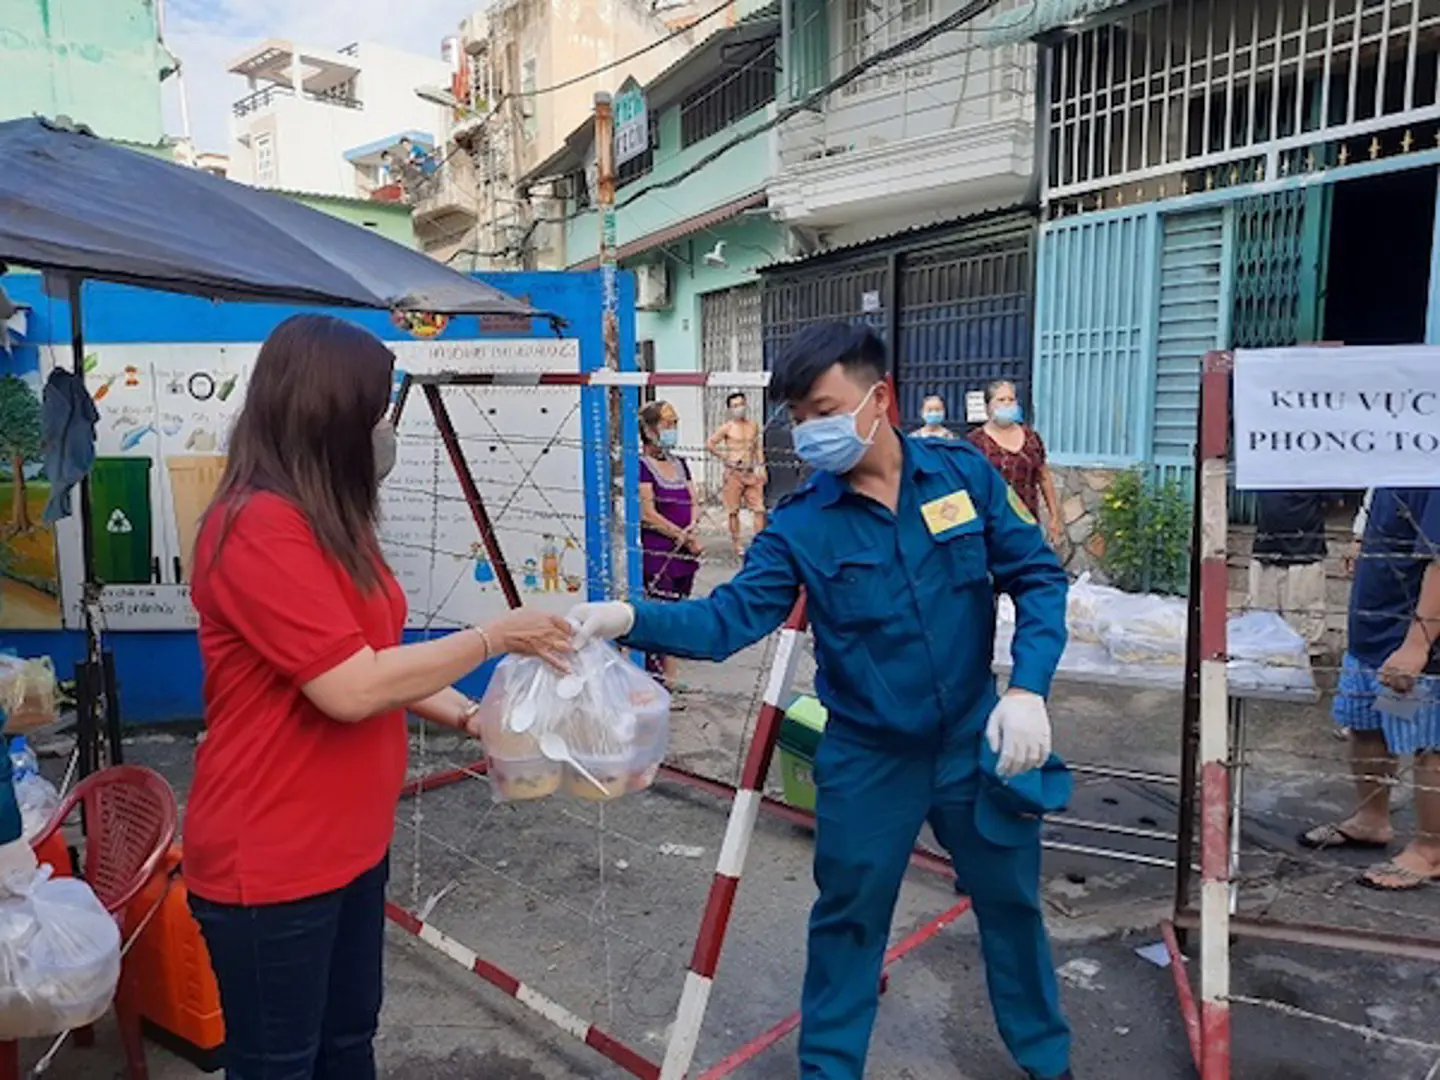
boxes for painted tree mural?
[0,374,42,533]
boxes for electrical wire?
[511,0,739,98]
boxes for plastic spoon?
[537,732,608,796]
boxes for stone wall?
[1050,466,1121,578]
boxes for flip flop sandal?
[1297,823,1390,851]
[1357,860,1440,891]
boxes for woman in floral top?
[967,379,1063,546]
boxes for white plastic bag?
[475,639,670,803]
[0,869,121,1039]
[14,772,58,843]
[1099,592,1188,666]
[1227,610,1308,669]
[1067,572,1125,644]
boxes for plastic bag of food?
[475,639,670,804]
[0,656,58,735]
[1066,572,1125,644]
[14,774,58,844]
[1227,610,1308,669]
[0,868,121,1039]
[1099,592,1188,666]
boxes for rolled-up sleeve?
[623,528,801,661]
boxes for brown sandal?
[1358,859,1440,891]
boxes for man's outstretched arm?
[571,528,801,662]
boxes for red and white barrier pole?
[660,597,809,1080]
[1197,352,1232,1080]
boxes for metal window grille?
[680,43,778,147]
[841,0,935,96]
[1046,0,1440,198]
[896,230,1034,426]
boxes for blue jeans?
[190,856,388,1080]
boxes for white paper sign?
[1233,346,1440,490]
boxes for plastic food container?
[488,756,563,801]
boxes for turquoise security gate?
[1153,207,1230,492]
[1229,188,1328,349]
[1034,208,1159,464]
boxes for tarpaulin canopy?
[0,116,536,318]
[977,0,1140,47]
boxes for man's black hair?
[726,390,747,406]
[771,323,887,402]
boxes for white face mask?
[373,418,397,482]
[730,405,748,420]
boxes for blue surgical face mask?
[792,383,881,474]
[922,410,945,427]
[657,428,679,450]
[993,404,1023,426]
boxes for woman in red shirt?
[184,314,571,1080]
[967,379,1063,546]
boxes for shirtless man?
[706,391,767,555]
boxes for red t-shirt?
[183,492,408,906]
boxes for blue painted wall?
[0,270,635,723]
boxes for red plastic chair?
[1,766,178,1080]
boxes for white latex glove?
[568,602,635,646]
[985,690,1052,778]
[0,838,38,897]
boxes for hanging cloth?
[41,367,98,524]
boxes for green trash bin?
[89,456,154,585]
[778,694,828,813]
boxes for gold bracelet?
[471,625,493,661]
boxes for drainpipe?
[779,0,791,106]
[1025,40,1050,213]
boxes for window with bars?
[841,0,934,96]
[1046,0,1440,197]
[680,42,778,147]
[617,113,660,187]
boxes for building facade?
[1003,0,1440,483]
[756,0,1040,440]
[0,0,177,144]
[522,13,787,486]
[414,1,712,268]
[226,39,451,199]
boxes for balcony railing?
[233,84,363,118]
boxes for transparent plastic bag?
[1099,592,1188,666]
[14,772,59,843]
[0,656,58,735]
[0,868,121,1039]
[1227,610,1308,669]
[475,639,671,803]
[1067,572,1125,644]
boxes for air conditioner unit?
[635,262,671,312]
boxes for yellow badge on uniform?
[1007,485,1037,526]
[921,490,977,535]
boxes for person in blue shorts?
[569,324,1074,1080]
[1300,487,1440,890]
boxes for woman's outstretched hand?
[486,610,574,670]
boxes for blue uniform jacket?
[622,434,1069,741]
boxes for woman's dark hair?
[208,314,396,590]
[639,400,673,448]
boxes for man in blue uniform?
[570,324,1072,1079]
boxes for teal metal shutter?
[1034,209,1159,464]
[1152,207,1230,480]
